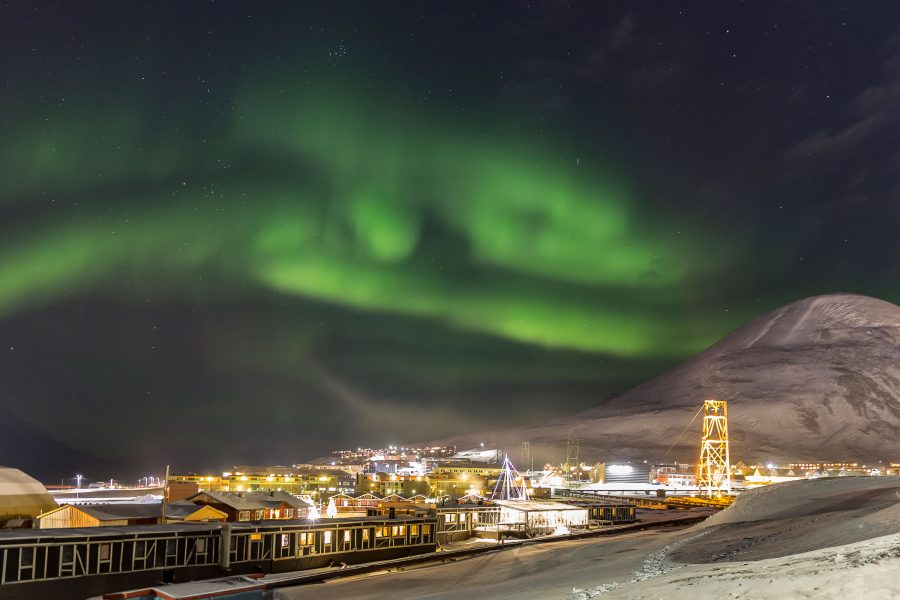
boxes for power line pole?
[161,464,170,524]
[565,432,580,485]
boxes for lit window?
[238,511,250,521]
[324,531,332,544]
[285,509,293,519]
[362,529,370,541]
[281,534,290,548]
[99,544,111,561]
[411,525,419,536]
[375,527,384,538]
[391,526,399,536]
[344,530,351,542]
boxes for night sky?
[1,2,899,479]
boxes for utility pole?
[565,433,580,485]
[161,464,170,524]
[520,442,530,473]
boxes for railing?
[553,488,733,509]
[0,518,436,586]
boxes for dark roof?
[191,491,311,511]
[166,501,222,519]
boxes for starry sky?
[1,2,899,480]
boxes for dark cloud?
[787,33,900,162]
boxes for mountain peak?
[714,293,900,353]
[437,293,900,464]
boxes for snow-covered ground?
[572,532,900,600]
[572,477,900,599]
[276,477,899,599]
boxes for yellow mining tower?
[697,399,731,497]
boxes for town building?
[434,505,501,544]
[1,515,437,600]
[744,467,804,485]
[492,500,589,534]
[355,473,430,498]
[36,504,163,529]
[164,502,228,524]
[189,491,311,522]
[168,468,356,500]
[428,461,501,498]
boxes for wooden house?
[36,504,162,529]
[165,501,228,523]
[189,491,310,522]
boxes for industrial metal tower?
[697,399,732,496]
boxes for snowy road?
[274,528,687,600]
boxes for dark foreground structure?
[0,515,435,600]
[0,499,638,599]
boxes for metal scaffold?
[697,399,732,497]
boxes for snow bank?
[572,532,900,600]
[703,476,900,527]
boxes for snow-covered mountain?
[442,294,900,464]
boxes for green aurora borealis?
[1,2,898,477]
[1,81,729,358]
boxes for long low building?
[0,515,436,600]
[492,500,589,532]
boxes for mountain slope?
[0,409,114,483]
[442,294,900,463]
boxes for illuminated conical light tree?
[307,503,320,521]
[490,454,529,500]
[326,496,338,518]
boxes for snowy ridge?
[439,293,900,463]
[580,532,900,600]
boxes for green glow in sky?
[0,80,729,357]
